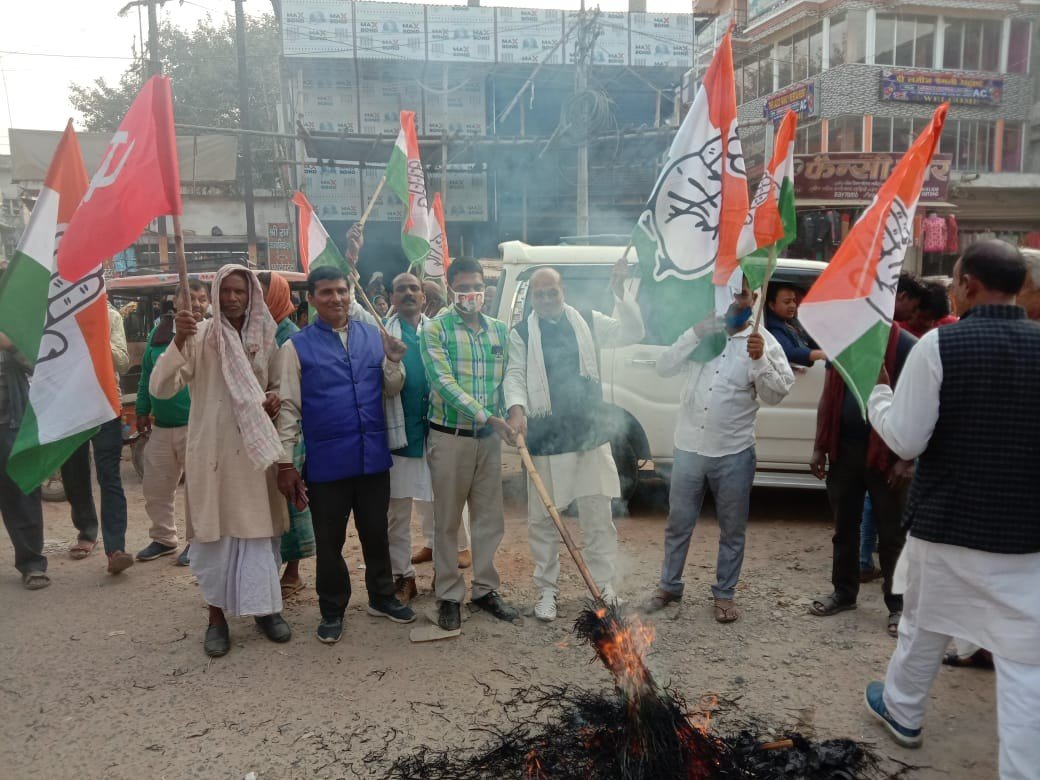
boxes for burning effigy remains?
[382,603,888,780]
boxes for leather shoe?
[204,624,230,657]
[471,590,519,622]
[411,547,433,565]
[395,575,418,605]
[255,613,292,643]
[438,600,461,631]
[457,549,472,569]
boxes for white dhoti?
[527,443,619,595]
[883,537,1040,780]
[389,453,434,580]
[189,537,283,617]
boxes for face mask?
[454,291,484,314]
[724,306,753,330]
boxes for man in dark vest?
[863,240,1040,777]
[503,261,643,621]
[276,265,416,644]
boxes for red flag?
[57,75,182,281]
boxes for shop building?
[696,0,1040,274]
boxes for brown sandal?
[713,598,739,623]
[69,539,97,560]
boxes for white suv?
[493,241,828,498]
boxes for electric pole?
[575,0,589,240]
[234,0,259,267]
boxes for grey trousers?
[426,429,504,604]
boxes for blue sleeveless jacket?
[290,318,392,483]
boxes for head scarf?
[207,264,281,470]
[263,271,296,324]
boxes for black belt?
[430,422,493,439]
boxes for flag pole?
[753,243,778,333]
[358,175,386,229]
[171,214,191,310]
[346,175,392,336]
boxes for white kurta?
[504,294,645,508]
[868,328,1040,664]
[390,453,433,502]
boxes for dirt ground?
[0,455,999,780]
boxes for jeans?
[659,447,756,601]
[307,471,395,620]
[859,494,877,570]
[825,440,906,613]
[60,418,127,554]
[0,425,46,574]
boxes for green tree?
[69,13,283,186]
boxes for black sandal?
[808,593,857,617]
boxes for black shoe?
[438,600,461,631]
[316,617,343,644]
[472,590,519,622]
[175,546,190,567]
[255,613,292,643]
[136,541,177,561]
[367,597,417,624]
[204,624,230,657]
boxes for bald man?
[503,260,643,620]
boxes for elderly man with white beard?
[504,260,643,621]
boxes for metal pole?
[234,0,259,267]
[147,0,171,271]
[575,1,589,240]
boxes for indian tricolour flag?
[0,122,120,493]
[633,29,748,359]
[800,103,949,415]
[386,110,433,270]
[737,110,798,290]
[291,190,350,274]
[424,192,451,279]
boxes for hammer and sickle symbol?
[82,131,136,204]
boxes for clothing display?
[922,215,947,254]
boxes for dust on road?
[0,459,997,779]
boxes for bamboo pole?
[358,175,386,229]
[171,214,191,311]
[516,434,604,603]
[348,175,391,336]
[752,243,778,334]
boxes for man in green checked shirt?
[420,257,520,632]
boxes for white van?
[493,241,828,498]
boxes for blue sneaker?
[864,681,922,748]
[316,617,343,644]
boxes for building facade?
[697,0,1040,274]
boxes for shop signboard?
[429,171,489,222]
[630,13,692,68]
[299,63,359,134]
[497,7,564,65]
[358,63,424,135]
[794,153,952,202]
[267,223,295,268]
[423,76,487,136]
[282,0,353,58]
[427,5,495,63]
[302,163,363,222]
[880,69,1003,106]
[353,1,426,61]
[763,82,816,122]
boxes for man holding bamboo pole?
[503,260,643,621]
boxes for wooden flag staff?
[752,244,778,334]
[172,214,191,311]
[349,174,391,336]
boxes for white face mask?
[454,291,484,314]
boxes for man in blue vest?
[276,265,416,644]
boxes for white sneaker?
[534,589,557,622]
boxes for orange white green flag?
[633,28,748,358]
[291,190,349,274]
[386,110,433,270]
[0,122,120,493]
[737,110,798,290]
[799,103,949,415]
[423,192,450,279]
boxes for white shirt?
[657,325,794,457]
[867,328,941,460]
